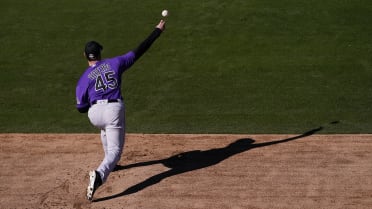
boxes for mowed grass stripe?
[0,0,371,133]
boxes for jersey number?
[95,71,118,91]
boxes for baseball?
[161,10,168,17]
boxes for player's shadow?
[94,126,323,202]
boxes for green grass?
[1,0,372,133]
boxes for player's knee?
[107,148,122,159]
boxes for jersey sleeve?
[116,51,136,74]
[75,78,90,113]
[113,28,162,74]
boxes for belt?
[91,99,121,105]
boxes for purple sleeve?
[115,51,136,74]
[75,76,90,112]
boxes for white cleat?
[87,170,102,201]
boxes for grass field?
[0,0,372,133]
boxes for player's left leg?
[86,102,125,200]
[96,102,125,182]
[100,129,108,156]
[97,127,124,182]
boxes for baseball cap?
[85,41,103,61]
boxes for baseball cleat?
[87,170,102,201]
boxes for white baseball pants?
[88,101,125,183]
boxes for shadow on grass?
[94,126,323,202]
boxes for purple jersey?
[76,51,135,110]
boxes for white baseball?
[161,10,168,17]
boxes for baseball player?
[75,19,165,201]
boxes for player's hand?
[156,20,165,31]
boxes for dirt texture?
[1,131,372,209]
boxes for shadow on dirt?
[94,126,323,202]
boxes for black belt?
[91,99,120,105]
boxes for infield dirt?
[1,132,372,209]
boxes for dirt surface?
[1,131,372,209]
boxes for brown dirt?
[1,132,372,209]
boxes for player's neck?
[88,60,99,67]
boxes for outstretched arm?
[133,20,166,61]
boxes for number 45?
[95,71,118,91]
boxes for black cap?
[85,41,103,61]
